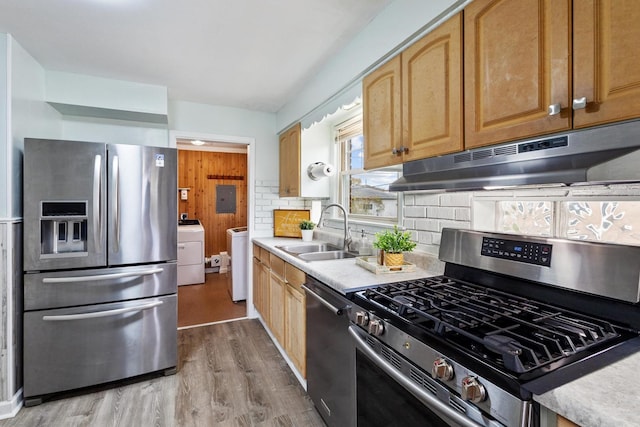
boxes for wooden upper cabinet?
[363,12,463,169]
[573,0,640,128]
[279,122,301,197]
[363,56,402,169]
[464,0,571,149]
[402,12,463,161]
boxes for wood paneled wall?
[178,150,248,257]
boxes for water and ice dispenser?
[40,201,88,257]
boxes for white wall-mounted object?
[307,162,335,180]
[178,187,190,201]
[300,121,332,198]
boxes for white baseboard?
[0,389,23,420]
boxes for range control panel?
[481,237,552,267]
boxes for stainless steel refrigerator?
[22,138,178,406]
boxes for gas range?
[348,228,640,427]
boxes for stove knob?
[355,311,370,327]
[431,358,454,381]
[368,319,384,336]
[461,376,486,403]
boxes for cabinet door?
[285,284,306,377]
[269,271,286,346]
[573,0,640,128]
[402,12,463,160]
[464,0,571,148]
[363,56,402,169]
[252,257,262,315]
[259,262,270,325]
[279,123,301,197]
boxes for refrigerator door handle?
[93,154,102,251]
[42,267,164,283]
[42,301,163,321]
[112,155,120,253]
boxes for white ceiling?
[0,0,392,113]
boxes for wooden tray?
[273,209,310,237]
[356,256,416,274]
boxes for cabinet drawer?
[24,294,177,399]
[253,244,260,259]
[177,241,202,266]
[270,253,285,279]
[285,263,306,291]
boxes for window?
[491,198,640,246]
[337,115,400,221]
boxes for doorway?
[171,132,254,328]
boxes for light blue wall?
[60,116,169,147]
[10,36,62,217]
[276,0,465,132]
[169,100,278,181]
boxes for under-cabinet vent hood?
[390,120,640,192]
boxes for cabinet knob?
[391,147,400,155]
[548,103,562,116]
[572,97,587,110]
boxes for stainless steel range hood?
[390,120,640,192]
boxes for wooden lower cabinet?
[269,270,286,346]
[557,415,579,427]
[284,264,306,377]
[252,247,307,378]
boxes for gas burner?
[355,275,630,375]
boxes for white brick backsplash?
[404,206,426,218]
[427,207,455,220]
[403,218,416,230]
[404,195,415,206]
[455,208,471,221]
[413,193,440,206]
[417,231,433,245]
[440,219,470,230]
[439,193,472,207]
[415,218,439,232]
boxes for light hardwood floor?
[1,320,325,427]
[178,272,247,328]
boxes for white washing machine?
[178,220,205,286]
[226,226,248,301]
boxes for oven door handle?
[349,326,484,427]
[301,284,350,316]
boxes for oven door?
[349,326,504,427]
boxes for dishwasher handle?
[301,284,350,316]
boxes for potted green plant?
[299,220,316,242]
[373,226,417,267]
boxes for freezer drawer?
[24,262,177,310]
[23,294,177,401]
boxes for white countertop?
[253,237,640,427]
[534,349,640,427]
[253,237,442,294]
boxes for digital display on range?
[481,237,552,267]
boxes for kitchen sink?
[276,243,342,254]
[297,251,356,262]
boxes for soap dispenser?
[358,229,372,256]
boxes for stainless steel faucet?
[317,203,352,251]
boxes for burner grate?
[360,276,623,373]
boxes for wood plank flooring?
[178,273,247,328]
[1,320,325,427]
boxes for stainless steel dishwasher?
[302,276,355,427]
